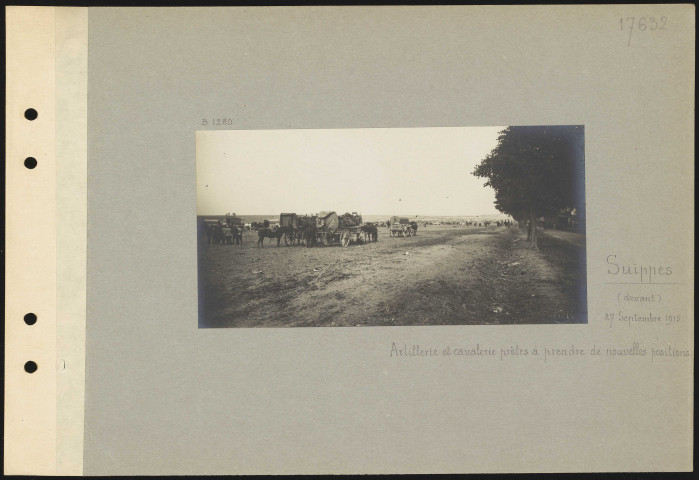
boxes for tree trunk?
[529,208,539,250]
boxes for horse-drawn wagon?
[279,213,316,246]
[389,216,415,237]
[315,211,373,247]
[279,213,300,246]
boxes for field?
[197,225,586,327]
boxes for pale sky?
[196,126,505,216]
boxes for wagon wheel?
[284,231,295,246]
[341,231,351,247]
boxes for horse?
[409,221,418,235]
[257,226,291,247]
[360,224,378,242]
[302,224,318,248]
[257,227,280,247]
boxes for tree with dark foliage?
[473,126,585,249]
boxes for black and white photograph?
[196,126,586,328]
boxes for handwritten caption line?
[390,342,691,363]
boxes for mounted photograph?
[196,126,586,328]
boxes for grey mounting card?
[4,5,694,475]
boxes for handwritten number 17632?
[620,17,667,46]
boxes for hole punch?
[24,313,37,325]
[24,361,38,374]
[24,157,37,169]
[24,108,38,120]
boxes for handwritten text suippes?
[606,254,673,283]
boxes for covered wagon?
[315,211,339,246]
[315,211,367,247]
[278,213,299,245]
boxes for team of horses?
[360,224,379,242]
[257,223,378,247]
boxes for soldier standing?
[233,225,243,245]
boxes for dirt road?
[198,225,586,327]
[539,229,586,248]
